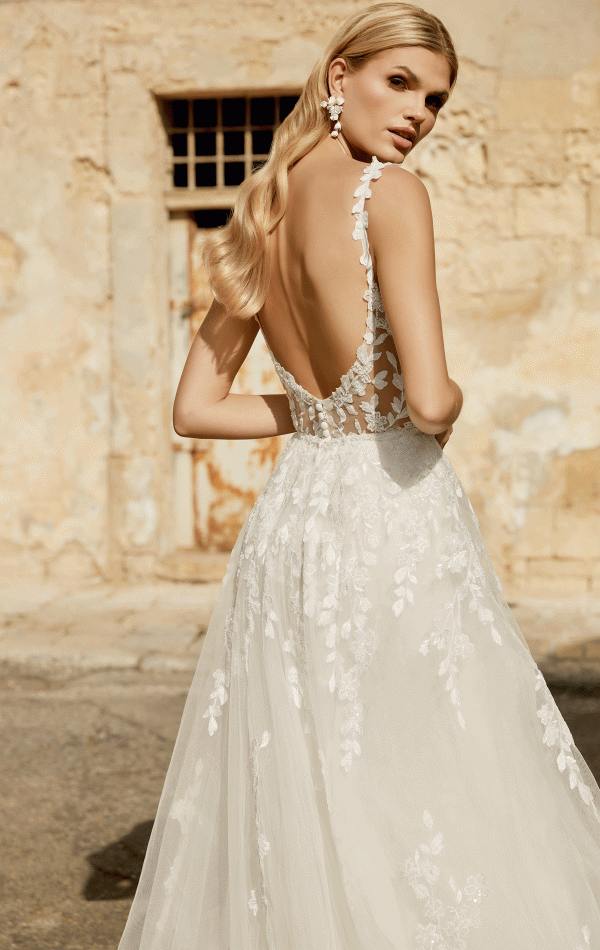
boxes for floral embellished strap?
[351,156,390,311]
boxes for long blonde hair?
[202,2,458,319]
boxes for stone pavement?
[0,579,223,675]
[1,578,600,681]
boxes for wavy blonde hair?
[202,2,458,319]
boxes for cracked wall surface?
[0,0,598,598]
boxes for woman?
[118,4,600,948]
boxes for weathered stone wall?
[0,0,598,598]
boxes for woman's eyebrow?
[392,65,450,101]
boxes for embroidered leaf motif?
[203,667,230,736]
[575,924,592,949]
[535,670,600,822]
[400,810,489,949]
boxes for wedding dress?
[117,156,600,950]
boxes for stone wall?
[0,0,598,599]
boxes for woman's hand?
[435,425,453,450]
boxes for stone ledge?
[155,550,230,583]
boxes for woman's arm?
[369,167,462,436]
[173,299,295,439]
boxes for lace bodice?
[260,156,412,440]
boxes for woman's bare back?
[258,142,400,402]
[254,148,416,439]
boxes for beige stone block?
[571,70,600,129]
[48,543,100,581]
[55,95,106,168]
[531,557,592,578]
[552,640,587,659]
[590,183,600,237]
[431,62,496,140]
[516,185,587,237]
[155,580,222,615]
[431,186,514,240]
[123,554,159,579]
[56,50,102,99]
[497,75,600,131]
[553,511,600,560]
[567,131,600,182]
[123,457,159,548]
[110,197,169,452]
[458,140,487,186]
[520,557,590,597]
[488,131,564,186]
[156,550,229,583]
[140,653,199,672]
[411,137,488,187]
[513,507,553,558]
[459,238,551,293]
[510,557,529,579]
[583,639,600,659]
[0,232,25,303]
[107,72,164,195]
[525,574,589,598]
[171,450,195,550]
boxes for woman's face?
[327,46,452,164]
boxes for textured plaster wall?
[0,0,598,597]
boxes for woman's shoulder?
[288,146,431,227]
[368,162,433,241]
[371,161,431,210]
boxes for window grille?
[163,95,299,210]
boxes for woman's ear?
[328,57,348,98]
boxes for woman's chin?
[376,148,405,164]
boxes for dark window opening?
[163,94,300,192]
[192,208,231,229]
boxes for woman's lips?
[389,129,413,149]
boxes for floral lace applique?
[312,467,383,770]
[535,670,600,822]
[159,757,206,922]
[575,924,592,949]
[400,809,489,949]
[203,668,229,736]
[418,486,503,730]
[203,607,234,736]
[248,730,271,918]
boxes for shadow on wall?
[84,820,153,901]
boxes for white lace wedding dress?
[118,157,600,950]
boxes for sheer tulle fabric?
[118,159,600,950]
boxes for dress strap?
[351,156,390,310]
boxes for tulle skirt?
[118,424,600,950]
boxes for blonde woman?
[118,4,600,947]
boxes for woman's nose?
[403,95,426,122]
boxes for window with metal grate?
[162,95,299,209]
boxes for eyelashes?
[389,76,444,110]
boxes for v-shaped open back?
[259,156,412,440]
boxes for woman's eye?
[428,97,444,110]
[390,76,407,88]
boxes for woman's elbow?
[173,402,201,438]
[406,387,461,435]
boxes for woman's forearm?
[173,392,295,440]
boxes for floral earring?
[321,94,344,137]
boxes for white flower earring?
[321,94,344,137]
